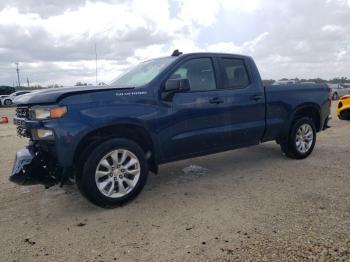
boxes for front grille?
[16,106,29,118]
[17,126,30,137]
[15,106,30,137]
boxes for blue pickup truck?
[11,51,331,207]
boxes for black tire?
[339,109,350,120]
[332,93,339,100]
[280,117,316,159]
[4,99,12,106]
[76,138,148,207]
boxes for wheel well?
[293,107,321,131]
[74,124,158,174]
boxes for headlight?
[30,106,67,120]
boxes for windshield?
[110,57,177,88]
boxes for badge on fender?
[116,91,147,96]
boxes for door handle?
[209,97,224,104]
[250,95,263,101]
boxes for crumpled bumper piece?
[9,146,56,186]
[10,147,36,185]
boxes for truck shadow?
[41,143,283,209]
[147,142,285,189]
[31,140,324,221]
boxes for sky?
[0,0,350,86]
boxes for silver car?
[329,84,350,100]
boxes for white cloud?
[322,24,344,33]
[0,0,350,85]
[220,0,262,12]
[205,32,269,55]
[207,42,241,53]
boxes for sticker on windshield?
[116,91,147,96]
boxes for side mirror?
[164,78,190,92]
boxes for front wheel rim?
[295,123,314,154]
[95,149,141,198]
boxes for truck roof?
[173,52,250,59]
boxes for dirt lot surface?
[0,104,350,261]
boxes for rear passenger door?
[216,57,266,147]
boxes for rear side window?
[170,58,217,91]
[219,58,250,89]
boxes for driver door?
[159,57,229,161]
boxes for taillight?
[341,95,350,100]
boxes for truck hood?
[14,85,134,105]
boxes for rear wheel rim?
[295,123,314,154]
[95,149,141,198]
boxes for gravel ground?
[0,104,349,262]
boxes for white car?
[272,80,297,85]
[329,84,350,100]
[300,81,316,85]
[0,95,9,106]
[0,91,31,106]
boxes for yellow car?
[337,95,350,120]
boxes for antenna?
[15,62,21,87]
[94,42,98,86]
[171,49,183,57]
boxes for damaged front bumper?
[11,106,74,187]
[10,144,64,188]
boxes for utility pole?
[27,77,30,87]
[15,62,21,87]
[94,42,98,86]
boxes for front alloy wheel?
[77,138,148,207]
[95,149,141,198]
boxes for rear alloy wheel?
[77,138,148,207]
[280,117,316,159]
[295,124,314,154]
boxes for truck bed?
[263,84,330,142]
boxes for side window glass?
[219,58,250,89]
[171,68,187,79]
[169,58,216,91]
